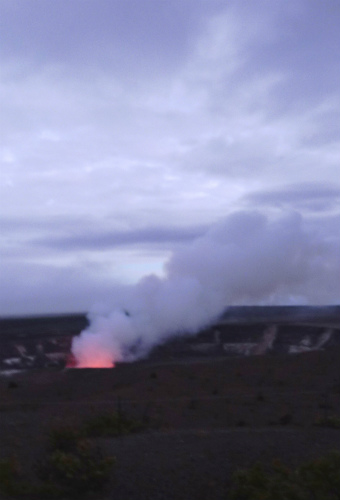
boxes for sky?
[1,0,340,317]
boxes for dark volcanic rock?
[0,307,339,370]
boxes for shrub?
[314,415,340,429]
[36,440,115,498]
[39,423,116,498]
[0,409,144,499]
[299,452,340,499]
[0,458,37,497]
[230,461,304,500]
[0,458,21,496]
[1,426,116,499]
[47,425,83,452]
[229,451,340,500]
[83,412,143,437]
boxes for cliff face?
[148,323,340,362]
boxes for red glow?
[76,359,115,368]
[66,353,77,368]
[66,352,115,369]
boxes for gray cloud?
[0,0,217,80]
[214,0,340,114]
[0,260,118,317]
[243,183,340,213]
[0,0,339,316]
[32,224,209,251]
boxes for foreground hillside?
[1,348,340,499]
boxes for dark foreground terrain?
[1,345,340,499]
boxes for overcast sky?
[1,0,339,316]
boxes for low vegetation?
[0,409,144,499]
[229,451,340,500]
[0,458,22,497]
[83,411,144,437]
[36,439,115,498]
[314,415,340,429]
[47,425,82,453]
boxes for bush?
[229,451,340,500]
[299,452,340,499]
[0,409,144,499]
[0,424,116,499]
[47,425,83,452]
[0,458,21,496]
[37,440,115,498]
[83,412,143,437]
[314,415,340,429]
[38,423,116,498]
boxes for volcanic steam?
[71,211,340,367]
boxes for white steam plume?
[71,211,340,366]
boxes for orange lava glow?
[76,359,115,368]
[66,353,114,369]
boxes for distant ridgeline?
[0,306,339,370]
[1,306,339,338]
[0,313,88,340]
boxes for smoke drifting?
[71,211,340,367]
